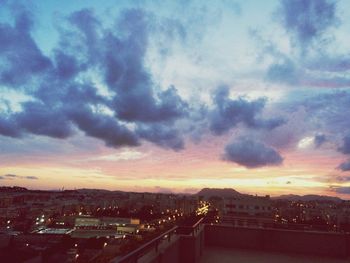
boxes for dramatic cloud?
[16,102,73,139]
[223,138,283,168]
[336,134,350,171]
[0,9,51,86]
[136,124,184,151]
[338,134,350,155]
[314,134,326,148]
[0,7,188,150]
[209,86,285,135]
[105,11,188,123]
[277,0,338,51]
[1,0,350,194]
[338,161,350,172]
[0,116,21,137]
[69,106,140,148]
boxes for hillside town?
[0,187,350,262]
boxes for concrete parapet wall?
[179,225,204,263]
[139,236,180,263]
[131,226,204,263]
[204,225,350,258]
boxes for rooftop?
[201,246,349,263]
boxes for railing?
[176,217,204,236]
[111,217,204,263]
[111,226,178,263]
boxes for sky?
[1,0,350,198]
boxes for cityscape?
[1,0,350,262]
[1,186,350,262]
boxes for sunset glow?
[1,0,350,198]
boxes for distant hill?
[273,194,342,202]
[77,188,113,193]
[196,188,243,199]
[0,186,28,192]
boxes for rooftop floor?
[201,246,349,263]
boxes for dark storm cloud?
[69,106,140,148]
[66,8,101,65]
[336,131,350,173]
[314,134,326,148]
[104,10,188,123]
[0,7,188,150]
[209,86,285,135]
[15,102,73,139]
[277,0,338,51]
[0,116,21,137]
[62,8,188,123]
[223,138,283,168]
[54,50,81,80]
[136,124,184,151]
[338,135,350,155]
[0,9,51,86]
[114,83,188,123]
[338,161,350,172]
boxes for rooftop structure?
[113,220,350,263]
[201,247,348,263]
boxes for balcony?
[201,247,348,263]
[111,221,350,263]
